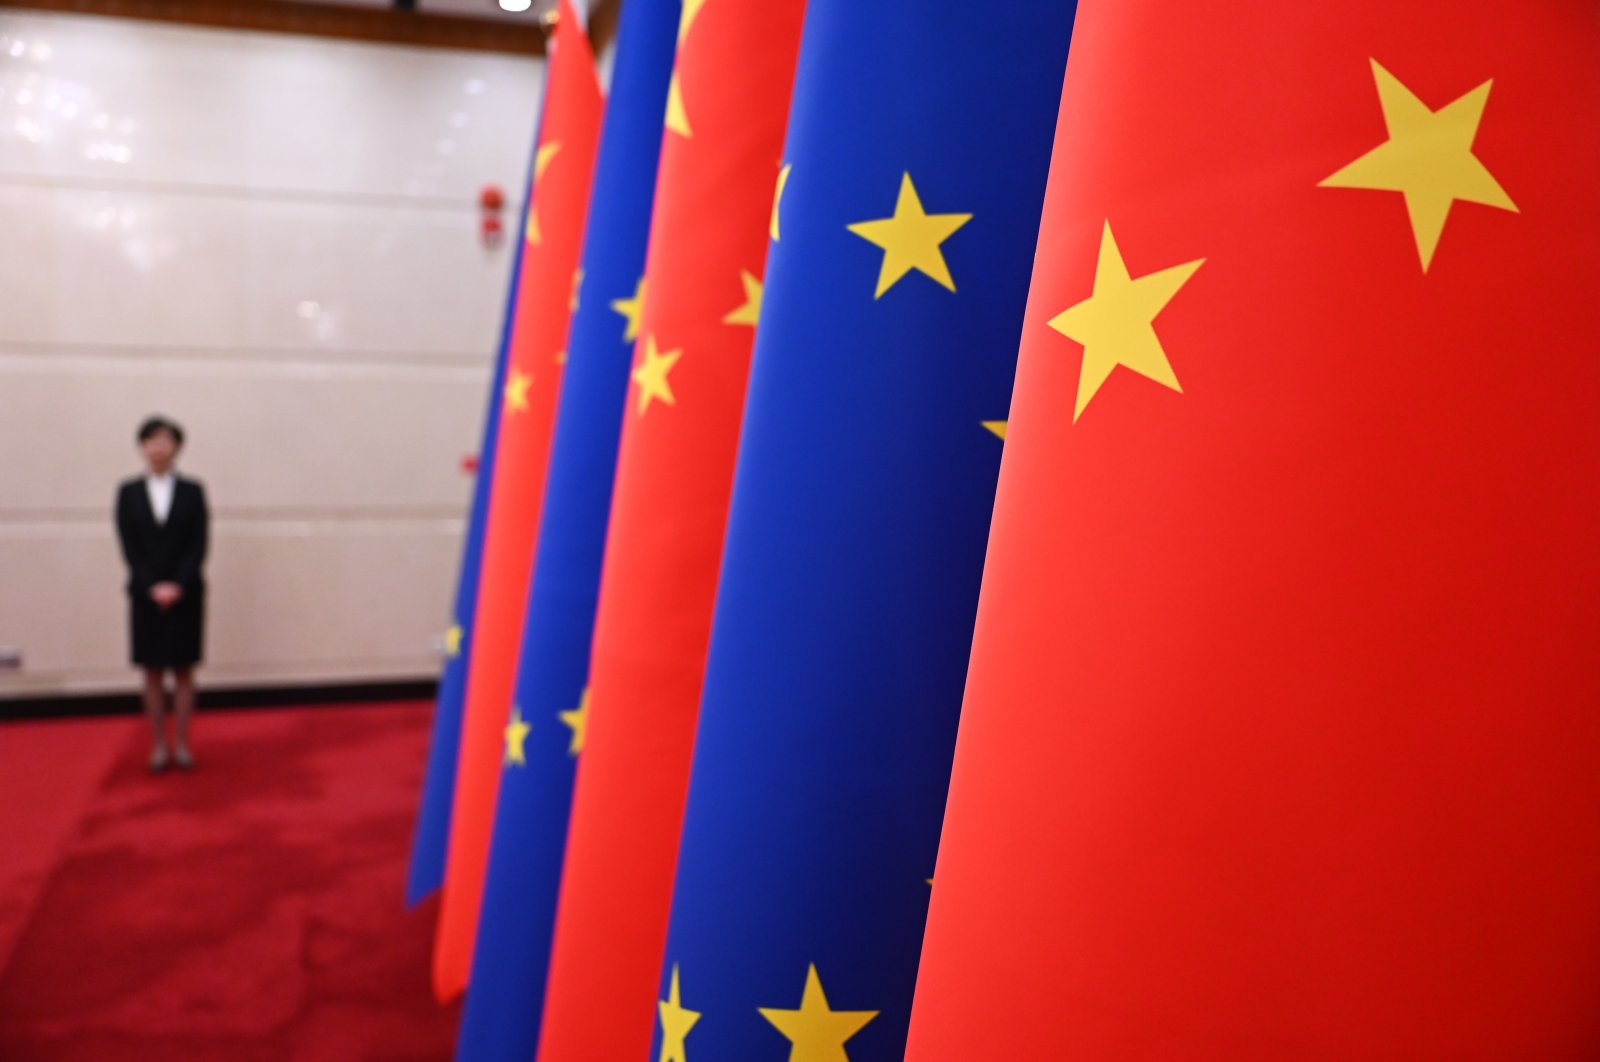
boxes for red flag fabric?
[907,2,1600,1057]
[533,1,807,1057]
[433,0,602,1002]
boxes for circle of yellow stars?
[502,690,585,767]
[657,962,877,1062]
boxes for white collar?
[147,471,176,484]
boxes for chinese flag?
[433,0,602,1002]
[907,2,1600,1058]
[533,0,808,1058]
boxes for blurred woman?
[115,416,209,771]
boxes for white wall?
[0,11,543,696]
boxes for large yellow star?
[1320,59,1516,272]
[632,335,682,416]
[503,368,533,414]
[847,173,972,298]
[771,163,791,241]
[1049,221,1203,423]
[503,706,531,767]
[722,270,763,327]
[525,141,563,244]
[610,277,647,343]
[444,623,464,658]
[657,964,700,1062]
[557,687,589,756]
[759,965,876,1062]
[664,0,709,137]
[981,421,1007,440]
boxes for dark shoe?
[149,746,170,773]
[173,746,195,771]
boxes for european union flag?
[406,126,539,907]
[651,3,1075,1059]
[455,0,678,1057]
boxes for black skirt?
[130,589,204,668]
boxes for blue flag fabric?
[455,0,678,1057]
[650,4,1076,1058]
[406,116,543,907]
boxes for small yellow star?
[664,75,691,138]
[657,964,701,1062]
[847,172,972,298]
[722,270,763,327]
[664,0,709,137]
[555,349,567,365]
[504,368,533,413]
[1049,221,1203,423]
[503,706,531,767]
[610,277,647,343]
[570,268,584,312]
[525,141,563,244]
[771,163,792,241]
[632,335,682,416]
[981,421,1007,439]
[758,964,877,1062]
[444,623,464,657]
[536,142,562,179]
[557,687,589,755]
[1320,59,1516,272]
[678,0,708,43]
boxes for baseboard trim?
[0,678,439,721]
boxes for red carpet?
[0,701,459,1061]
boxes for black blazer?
[116,476,209,598]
